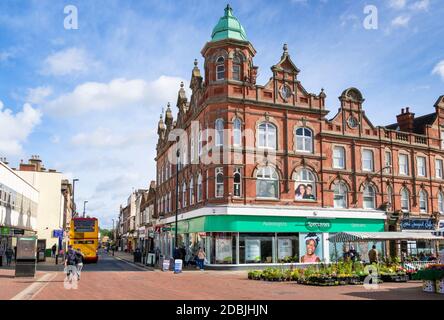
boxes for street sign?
[162,227,171,232]
[52,229,63,238]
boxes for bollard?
[55,254,58,265]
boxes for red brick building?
[153,5,443,266]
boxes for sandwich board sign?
[174,259,183,274]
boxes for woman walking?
[197,247,206,271]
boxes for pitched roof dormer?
[271,44,300,76]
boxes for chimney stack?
[396,107,415,133]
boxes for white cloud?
[26,86,53,104]
[71,127,149,148]
[391,15,411,27]
[45,76,186,116]
[409,0,429,11]
[389,0,407,9]
[432,60,444,81]
[0,101,42,156]
[42,47,96,76]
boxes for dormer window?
[232,56,241,81]
[216,56,225,81]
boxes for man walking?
[75,249,84,281]
[64,245,78,283]
[51,244,57,258]
[368,245,379,264]
[5,247,13,266]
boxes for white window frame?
[363,184,376,209]
[258,122,277,149]
[232,56,241,81]
[182,183,187,208]
[233,167,242,197]
[400,188,410,212]
[384,151,392,174]
[436,159,443,179]
[256,166,279,199]
[362,149,374,172]
[399,154,409,176]
[333,182,347,208]
[295,127,313,153]
[233,118,242,147]
[438,192,444,214]
[215,119,224,147]
[190,176,194,205]
[215,167,224,198]
[417,156,426,177]
[216,56,225,81]
[197,174,203,202]
[333,146,345,169]
[419,190,427,213]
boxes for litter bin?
[134,250,142,263]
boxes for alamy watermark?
[64,5,78,30]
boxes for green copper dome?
[211,5,248,42]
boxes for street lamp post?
[83,200,88,218]
[175,138,180,250]
[72,178,79,217]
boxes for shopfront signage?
[13,229,24,235]
[162,227,171,232]
[401,219,434,230]
[305,219,332,232]
[0,227,10,236]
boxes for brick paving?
[0,269,48,300]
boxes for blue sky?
[0,0,443,228]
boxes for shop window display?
[239,233,274,264]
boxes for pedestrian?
[5,247,13,266]
[75,249,84,281]
[368,245,379,264]
[0,246,4,267]
[197,247,206,271]
[64,245,78,282]
[51,244,57,258]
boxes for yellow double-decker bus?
[69,217,99,263]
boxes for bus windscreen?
[74,219,95,232]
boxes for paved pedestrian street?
[1,252,443,300]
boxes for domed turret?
[165,102,173,126]
[211,4,247,42]
[157,113,165,136]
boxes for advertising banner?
[245,239,261,263]
[278,238,293,260]
[215,236,232,263]
[299,233,323,263]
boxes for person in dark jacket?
[5,248,13,266]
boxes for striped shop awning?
[327,232,444,242]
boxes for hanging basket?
[422,280,436,293]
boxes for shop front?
[157,215,385,267]
[400,218,437,257]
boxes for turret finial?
[283,43,288,53]
[194,59,198,67]
[180,81,184,88]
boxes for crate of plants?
[413,264,444,294]
[306,273,338,286]
[379,265,409,282]
[248,270,263,280]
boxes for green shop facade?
[156,211,386,267]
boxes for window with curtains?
[333,146,345,169]
[215,167,224,198]
[419,189,427,213]
[333,182,347,208]
[363,184,376,209]
[401,188,410,212]
[233,118,242,147]
[216,56,225,81]
[197,174,202,202]
[417,156,426,177]
[438,192,444,213]
[258,122,277,149]
[190,176,194,205]
[362,150,374,172]
[233,167,241,197]
[215,119,224,146]
[436,159,443,179]
[256,166,279,199]
[295,128,313,153]
[399,154,409,175]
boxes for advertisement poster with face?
[299,233,323,263]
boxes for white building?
[16,156,71,250]
[0,159,39,252]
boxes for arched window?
[190,177,194,205]
[216,56,225,81]
[215,118,224,146]
[295,169,316,201]
[198,130,202,157]
[215,167,224,198]
[419,189,427,213]
[333,182,347,208]
[363,184,376,209]
[232,56,241,81]
[197,174,203,202]
[438,192,444,213]
[256,166,279,199]
[182,183,187,208]
[233,118,242,147]
[258,122,277,149]
[233,167,241,197]
[400,188,409,212]
[387,185,393,209]
[295,128,313,153]
[190,131,196,162]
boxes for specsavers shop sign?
[305,219,332,232]
[401,219,434,230]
